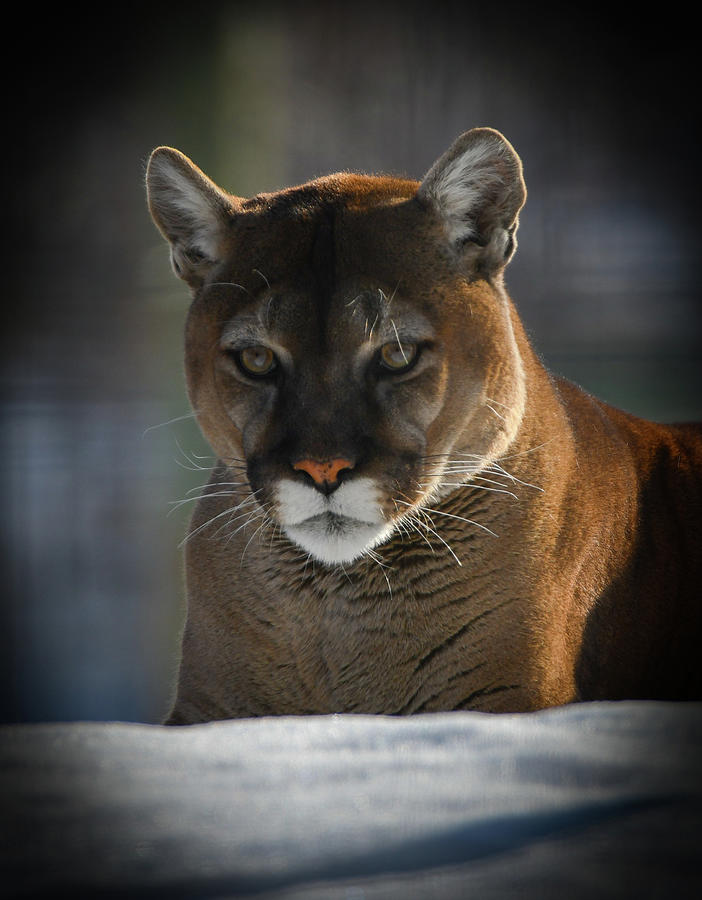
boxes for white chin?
[275,477,393,565]
[283,517,394,565]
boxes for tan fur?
[146,129,702,723]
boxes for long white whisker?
[427,506,498,538]
[438,471,513,489]
[240,515,271,564]
[484,467,544,492]
[336,561,353,585]
[485,403,506,423]
[390,319,409,363]
[142,411,199,437]
[225,508,267,547]
[396,498,497,540]
[174,456,212,473]
[219,499,266,542]
[405,515,438,555]
[381,567,393,600]
[416,516,463,567]
[367,312,379,342]
[484,396,514,410]
[395,502,462,566]
[361,543,393,598]
[181,480,248,497]
[179,493,262,546]
[496,439,555,461]
[205,280,250,295]
[425,482,519,500]
[268,520,281,553]
[212,503,265,539]
[252,268,271,291]
[434,460,543,494]
[173,439,216,472]
[168,489,248,512]
[363,546,390,569]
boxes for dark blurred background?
[2,2,700,723]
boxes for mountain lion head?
[147,128,527,566]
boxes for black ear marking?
[503,226,516,262]
[170,249,183,277]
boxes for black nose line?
[318,478,338,496]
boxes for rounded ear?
[146,147,237,288]
[418,127,526,272]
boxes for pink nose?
[293,457,355,487]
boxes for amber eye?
[236,345,277,377]
[379,341,418,372]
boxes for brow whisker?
[252,268,271,291]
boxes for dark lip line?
[293,513,376,529]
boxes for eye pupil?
[380,341,417,371]
[238,345,276,376]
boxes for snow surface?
[2,702,701,898]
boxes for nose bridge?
[284,360,361,461]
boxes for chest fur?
[182,519,544,717]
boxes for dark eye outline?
[232,345,278,379]
[377,340,420,374]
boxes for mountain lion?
[146,128,702,723]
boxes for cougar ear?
[146,147,236,289]
[418,127,526,272]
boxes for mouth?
[282,513,394,566]
[275,477,395,565]
[299,512,376,532]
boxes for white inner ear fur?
[148,154,224,263]
[423,141,505,245]
[418,130,524,262]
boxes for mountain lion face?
[148,129,526,565]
